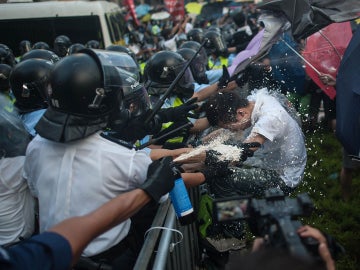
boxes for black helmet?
[32,41,50,50]
[10,58,53,112]
[0,64,12,93]
[204,30,227,56]
[106,45,137,62]
[144,51,194,98]
[47,49,123,117]
[19,40,32,56]
[179,41,208,67]
[85,40,100,49]
[68,43,86,55]
[21,49,60,64]
[230,9,246,27]
[0,44,16,67]
[53,35,72,57]
[94,49,141,82]
[187,28,204,44]
[177,48,209,84]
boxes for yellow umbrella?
[185,2,204,15]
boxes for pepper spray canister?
[169,165,196,226]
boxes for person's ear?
[236,108,246,117]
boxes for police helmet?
[0,44,16,67]
[10,58,53,112]
[68,43,86,55]
[46,49,123,117]
[32,41,50,50]
[179,41,208,67]
[85,40,100,49]
[53,35,72,57]
[187,28,204,44]
[204,30,227,56]
[0,64,12,93]
[144,51,194,98]
[177,48,209,84]
[21,49,60,64]
[19,40,32,56]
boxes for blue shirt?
[0,232,72,270]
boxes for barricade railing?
[133,187,201,270]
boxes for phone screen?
[213,197,250,222]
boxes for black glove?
[205,150,222,165]
[217,65,230,89]
[140,157,176,202]
[156,98,199,123]
[235,69,249,87]
[201,162,231,184]
[224,141,261,162]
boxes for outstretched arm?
[49,189,151,265]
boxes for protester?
[178,89,307,198]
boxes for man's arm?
[49,188,150,265]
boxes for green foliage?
[294,130,360,270]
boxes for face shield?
[190,57,209,84]
[92,49,141,81]
[0,95,30,158]
[120,69,151,118]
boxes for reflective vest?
[208,56,229,70]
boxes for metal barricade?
[134,187,202,270]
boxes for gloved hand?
[156,98,199,123]
[224,141,261,162]
[217,65,230,89]
[140,157,177,202]
[201,161,231,184]
[205,150,222,165]
[235,69,249,87]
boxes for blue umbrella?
[336,27,360,157]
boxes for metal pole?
[152,206,176,270]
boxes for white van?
[0,0,126,55]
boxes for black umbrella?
[257,0,360,40]
[336,26,360,157]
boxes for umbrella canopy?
[302,22,353,99]
[336,26,360,157]
[257,0,360,40]
[185,2,204,15]
[151,11,170,20]
[228,12,289,76]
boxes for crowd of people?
[0,1,357,269]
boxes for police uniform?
[23,131,152,257]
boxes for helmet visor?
[92,49,140,81]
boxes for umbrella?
[228,12,289,76]
[151,11,170,21]
[257,0,360,40]
[302,22,353,99]
[185,2,204,15]
[336,26,360,157]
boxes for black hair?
[205,92,248,126]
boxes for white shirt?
[23,131,152,256]
[0,156,35,246]
[244,88,307,187]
